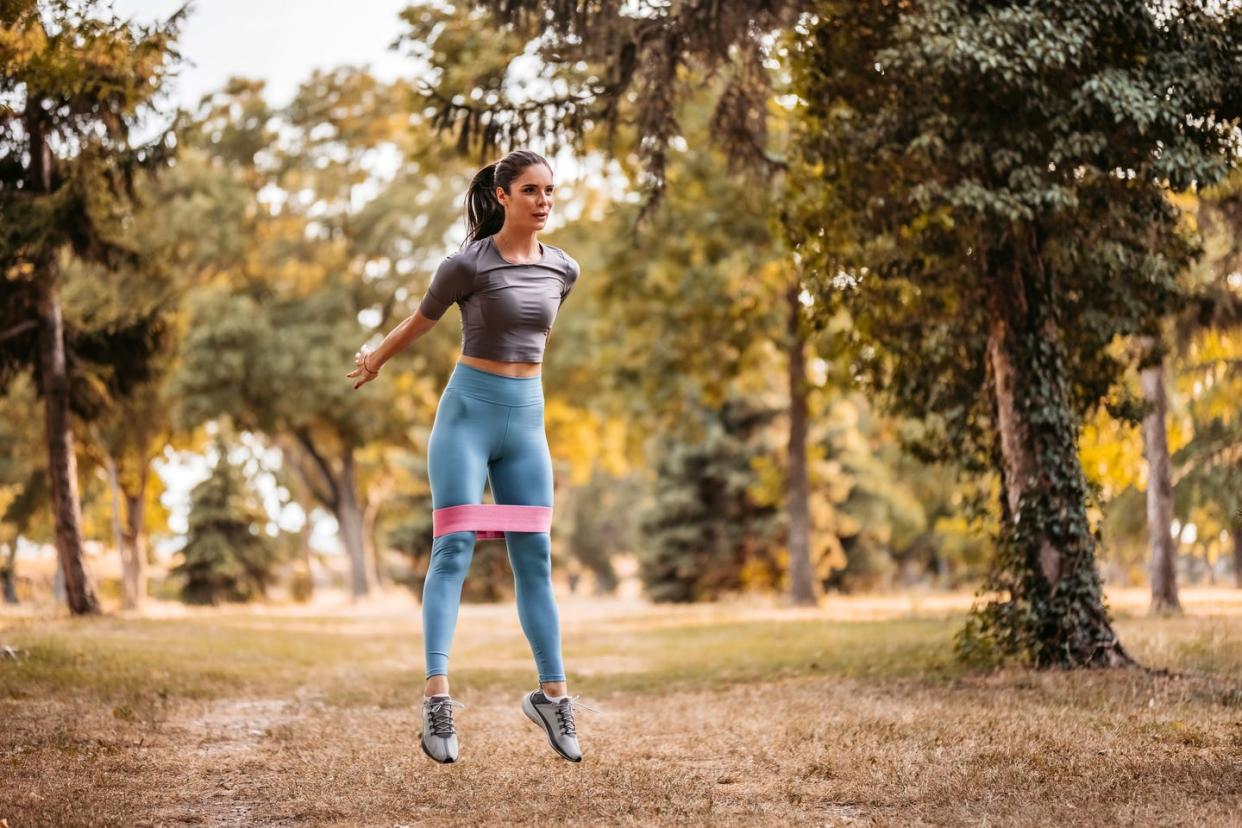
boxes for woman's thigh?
[487,402,554,507]
[427,389,504,506]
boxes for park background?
[2,1,1242,825]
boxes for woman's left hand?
[347,348,380,390]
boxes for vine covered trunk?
[969,242,1133,667]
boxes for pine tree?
[639,395,783,602]
[172,439,281,605]
[0,1,184,613]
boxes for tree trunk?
[298,488,316,597]
[120,473,148,611]
[36,273,100,616]
[29,99,98,616]
[981,242,1132,667]
[1233,526,1242,589]
[337,448,373,599]
[53,556,66,603]
[105,451,125,573]
[785,282,816,606]
[2,542,17,604]
[363,490,387,590]
[1139,338,1181,614]
[105,452,146,611]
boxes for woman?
[346,149,591,765]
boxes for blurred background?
[2,0,1240,620]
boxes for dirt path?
[7,668,1239,827]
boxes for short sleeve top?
[417,235,580,363]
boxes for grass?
[1,588,1240,826]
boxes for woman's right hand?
[347,348,380,390]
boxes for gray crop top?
[417,235,580,363]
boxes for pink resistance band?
[432,504,554,540]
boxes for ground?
[1,588,1240,826]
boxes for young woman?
[346,149,591,764]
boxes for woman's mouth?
[533,213,548,220]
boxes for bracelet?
[362,352,380,375]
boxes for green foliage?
[171,437,282,604]
[638,394,783,602]
[785,1,1242,666]
[567,469,645,594]
[0,0,184,392]
[591,79,789,433]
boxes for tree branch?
[292,426,341,511]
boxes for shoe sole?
[420,732,457,764]
[521,692,583,762]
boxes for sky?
[113,0,417,115]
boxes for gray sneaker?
[420,694,465,764]
[521,689,598,762]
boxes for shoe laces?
[425,696,465,738]
[551,694,600,737]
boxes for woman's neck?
[491,228,541,261]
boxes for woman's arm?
[348,309,438,389]
[367,309,437,370]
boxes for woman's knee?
[509,533,552,581]
[428,531,475,579]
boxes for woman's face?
[496,164,554,232]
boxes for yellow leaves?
[0,485,17,537]
[1079,404,1143,497]
[543,398,631,486]
[1174,327,1242,424]
[0,16,47,75]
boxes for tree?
[638,394,783,602]
[400,1,835,605]
[784,1,1242,667]
[168,74,467,598]
[0,0,184,614]
[1165,176,1242,590]
[171,434,281,605]
[404,1,797,222]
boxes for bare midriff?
[459,354,542,378]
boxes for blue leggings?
[422,361,565,683]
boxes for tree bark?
[297,487,316,598]
[36,274,100,615]
[363,487,387,589]
[983,241,1132,666]
[1,542,17,604]
[105,452,125,567]
[30,99,99,616]
[1233,526,1242,589]
[289,430,371,599]
[1139,337,1181,614]
[120,473,148,611]
[337,447,373,599]
[785,282,816,606]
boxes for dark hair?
[464,149,553,244]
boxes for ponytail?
[465,162,504,243]
[463,149,553,245]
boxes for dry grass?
[1,588,1241,826]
